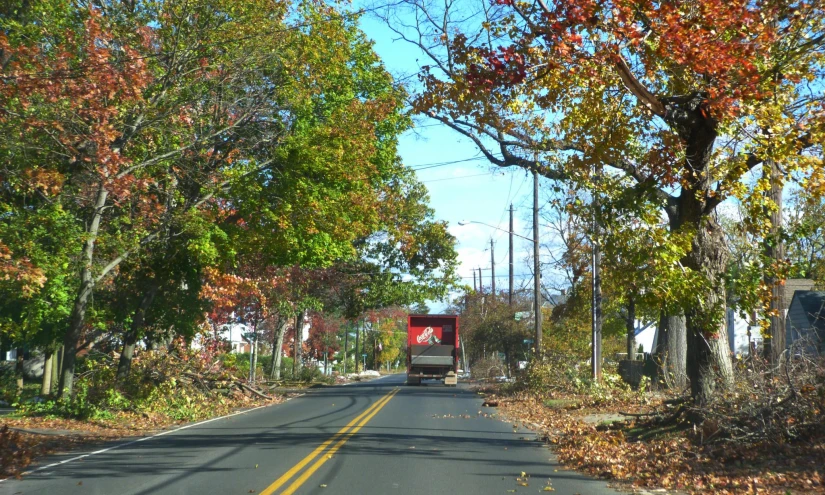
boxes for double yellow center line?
[260,387,399,495]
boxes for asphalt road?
[0,374,619,495]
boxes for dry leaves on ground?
[488,391,824,494]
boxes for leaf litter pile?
[484,385,824,494]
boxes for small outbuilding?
[785,290,825,355]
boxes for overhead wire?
[420,172,503,183]
[406,155,490,171]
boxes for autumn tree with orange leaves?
[383,0,825,401]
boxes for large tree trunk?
[680,195,734,403]
[41,351,53,396]
[59,184,108,398]
[668,102,733,403]
[763,159,786,363]
[269,317,288,380]
[655,313,688,389]
[626,296,636,359]
[15,347,24,396]
[51,345,62,395]
[117,286,158,382]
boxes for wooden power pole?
[591,165,602,381]
[533,170,541,353]
[490,239,496,296]
[509,204,514,306]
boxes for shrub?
[298,365,316,382]
[0,369,18,403]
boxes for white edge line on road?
[2,376,402,481]
[0,402,275,482]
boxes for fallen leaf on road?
[255,464,258,469]
[517,481,529,486]
[320,484,327,488]
[542,486,555,491]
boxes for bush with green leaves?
[18,343,268,422]
[0,369,18,403]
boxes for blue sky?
[358,16,545,310]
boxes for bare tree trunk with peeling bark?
[626,296,636,360]
[655,313,688,390]
[41,351,53,396]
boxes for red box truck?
[407,314,459,386]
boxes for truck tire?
[407,376,420,386]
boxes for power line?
[457,273,534,279]
[407,156,490,171]
[420,172,502,183]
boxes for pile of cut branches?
[481,354,825,494]
[694,354,825,445]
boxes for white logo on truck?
[416,326,441,345]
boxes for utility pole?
[473,269,477,292]
[478,267,483,293]
[533,169,541,354]
[509,204,514,306]
[344,322,349,374]
[591,165,602,381]
[355,320,360,373]
[764,158,785,363]
[490,239,496,296]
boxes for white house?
[215,322,254,354]
[726,278,816,357]
[726,309,762,357]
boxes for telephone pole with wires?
[533,169,541,353]
[490,239,496,297]
[509,204,514,306]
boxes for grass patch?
[543,398,580,410]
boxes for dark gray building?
[785,290,825,355]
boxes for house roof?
[788,290,825,331]
[542,293,568,307]
[783,279,816,310]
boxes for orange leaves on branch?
[465,45,528,90]
[0,242,47,297]
[1,8,152,194]
[201,266,289,328]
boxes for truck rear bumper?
[410,356,455,366]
